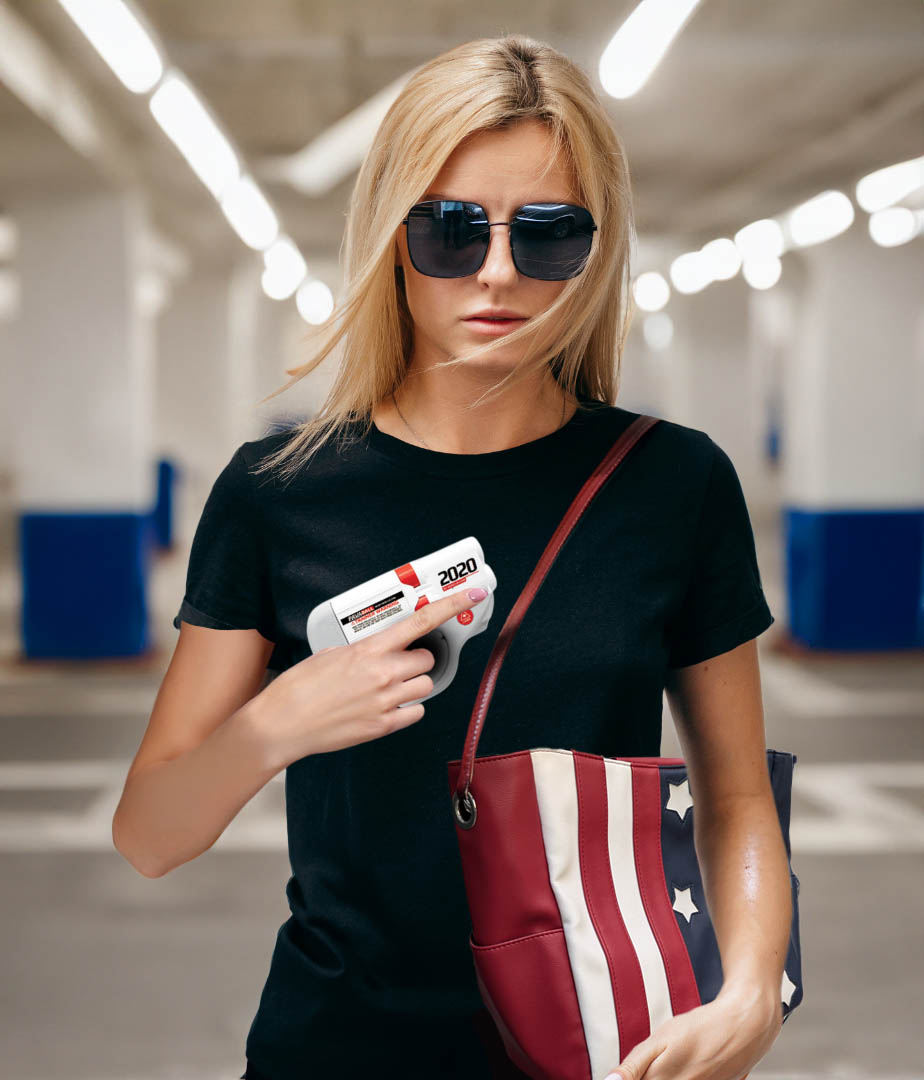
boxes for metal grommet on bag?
[452,787,477,830]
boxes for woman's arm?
[666,637,792,1004]
[112,624,280,878]
[605,638,789,1080]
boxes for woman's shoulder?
[233,418,374,497]
[580,399,716,466]
[239,425,299,467]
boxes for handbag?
[447,414,803,1080]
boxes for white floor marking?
[0,760,285,852]
[791,762,924,852]
[0,684,157,715]
[759,655,924,718]
[1,760,924,854]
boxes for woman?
[113,34,791,1080]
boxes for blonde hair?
[252,33,636,483]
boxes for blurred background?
[1,1,923,1077]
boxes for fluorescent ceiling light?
[787,190,854,248]
[868,206,924,247]
[741,256,782,290]
[262,236,308,299]
[669,250,710,294]
[856,155,924,213]
[599,0,703,99]
[699,238,741,281]
[632,271,670,312]
[668,236,740,296]
[296,279,335,325]
[220,174,279,251]
[56,0,163,93]
[734,219,785,261]
[149,72,239,200]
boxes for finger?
[603,1038,664,1080]
[382,700,425,728]
[382,672,434,711]
[372,585,490,651]
[393,646,438,680]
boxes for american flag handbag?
[447,414,803,1080]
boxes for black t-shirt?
[173,397,774,1078]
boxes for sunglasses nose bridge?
[477,222,519,279]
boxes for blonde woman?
[113,35,791,1080]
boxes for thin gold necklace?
[391,390,567,451]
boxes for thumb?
[603,1040,660,1080]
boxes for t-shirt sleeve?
[667,437,774,669]
[173,445,276,643]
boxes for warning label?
[333,589,409,641]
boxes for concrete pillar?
[747,279,802,468]
[10,186,156,658]
[781,218,924,649]
[156,256,301,529]
[627,272,770,494]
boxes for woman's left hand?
[603,981,783,1080]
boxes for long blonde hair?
[251,33,636,483]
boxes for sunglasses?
[400,199,597,281]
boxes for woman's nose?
[475,225,519,285]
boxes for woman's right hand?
[248,585,491,769]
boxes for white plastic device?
[305,536,497,705]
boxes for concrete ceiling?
[2,0,922,273]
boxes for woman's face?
[395,119,580,370]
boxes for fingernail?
[468,587,488,602]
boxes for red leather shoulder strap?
[453,413,661,800]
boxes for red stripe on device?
[395,563,420,587]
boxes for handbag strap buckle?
[452,786,477,830]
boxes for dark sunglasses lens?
[511,204,595,280]
[405,201,489,278]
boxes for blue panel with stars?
[658,749,803,1020]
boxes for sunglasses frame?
[400,199,598,281]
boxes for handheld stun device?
[305,536,497,706]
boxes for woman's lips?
[462,316,528,336]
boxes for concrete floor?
[1,479,923,1080]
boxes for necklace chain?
[391,390,567,451]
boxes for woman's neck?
[371,378,576,454]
